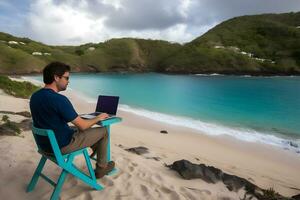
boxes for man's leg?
[61,127,114,177]
[90,129,109,169]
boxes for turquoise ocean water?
[26,73,300,152]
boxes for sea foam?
[119,104,300,154]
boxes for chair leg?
[50,169,68,200]
[67,167,104,190]
[83,149,96,180]
[105,126,117,176]
[107,126,111,161]
[27,156,47,192]
[63,153,104,191]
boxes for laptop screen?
[95,95,119,115]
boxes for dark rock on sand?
[168,159,291,199]
[168,159,222,183]
[169,160,257,191]
[125,146,149,155]
[160,130,168,134]
[292,194,300,200]
[222,173,255,192]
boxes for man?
[30,61,114,178]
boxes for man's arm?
[71,113,109,131]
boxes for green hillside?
[166,12,300,75]
[0,32,81,73]
[0,32,180,74]
[0,11,300,75]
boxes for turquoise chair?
[26,126,103,200]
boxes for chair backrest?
[31,126,64,165]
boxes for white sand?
[0,86,300,200]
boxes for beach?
[0,84,300,200]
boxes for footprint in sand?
[137,171,146,178]
[122,173,132,180]
[160,186,172,194]
[83,193,93,200]
[169,191,181,200]
[111,171,123,179]
[24,159,34,164]
[154,174,163,181]
[161,154,168,158]
[67,191,93,200]
[140,184,149,195]
[125,182,131,190]
[199,189,211,195]
[69,176,78,186]
[184,187,212,196]
[123,157,131,162]
[101,176,114,187]
[66,176,79,187]
[127,162,138,172]
[128,165,134,172]
[154,188,162,196]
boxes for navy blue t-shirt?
[30,88,78,152]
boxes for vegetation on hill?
[79,38,182,72]
[0,75,40,98]
[0,11,299,75]
[182,12,300,74]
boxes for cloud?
[26,0,196,45]
[185,0,300,26]
[4,0,300,45]
[104,0,186,30]
[27,0,108,44]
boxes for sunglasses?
[61,75,69,81]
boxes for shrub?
[0,75,40,98]
[2,115,9,122]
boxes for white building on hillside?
[8,41,18,45]
[214,45,224,49]
[32,52,43,56]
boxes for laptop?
[81,95,119,120]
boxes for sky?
[0,0,300,45]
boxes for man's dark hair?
[43,62,71,84]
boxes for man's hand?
[72,113,109,131]
[95,113,109,121]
